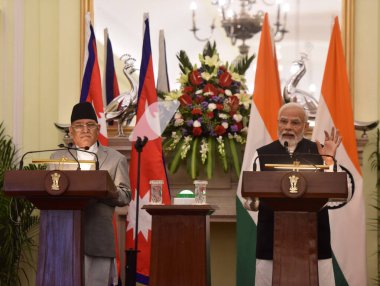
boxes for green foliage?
[368,128,380,283]
[233,54,256,75]
[0,122,40,286]
[202,41,217,58]
[176,50,193,74]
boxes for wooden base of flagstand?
[143,205,215,286]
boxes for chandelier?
[190,0,289,55]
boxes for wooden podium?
[143,205,215,286]
[3,170,117,286]
[242,171,348,286]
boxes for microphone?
[58,143,81,170]
[282,141,337,172]
[58,143,100,170]
[19,147,66,170]
[134,136,148,152]
[284,141,293,157]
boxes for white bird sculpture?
[105,54,139,136]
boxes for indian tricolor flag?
[312,17,367,285]
[236,13,282,286]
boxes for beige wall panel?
[23,0,41,151]
[354,0,379,121]
[0,0,15,133]
[57,0,80,124]
[355,0,380,283]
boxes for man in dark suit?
[52,102,131,286]
[249,102,342,286]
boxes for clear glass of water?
[193,180,208,204]
[150,180,164,204]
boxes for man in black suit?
[249,102,342,286]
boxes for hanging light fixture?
[190,0,289,55]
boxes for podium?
[242,171,348,286]
[143,205,215,286]
[3,170,117,286]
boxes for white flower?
[193,120,201,127]
[231,72,242,82]
[208,103,217,111]
[241,127,248,134]
[201,72,212,81]
[174,112,182,119]
[195,89,203,95]
[219,113,229,119]
[165,132,182,151]
[178,74,188,85]
[181,138,192,159]
[164,90,181,101]
[222,122,229,129]
[174,118,184,126]
[203,54,220,67]
[225,89,232,96]
[200,138,209,164]
[233,114,243,122]
[236,92,251,109]
[217,136,226,158]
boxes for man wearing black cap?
[52,102,131,286]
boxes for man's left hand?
[315,127,342,165]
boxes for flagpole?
[126,136,148,286]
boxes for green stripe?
[236,197,257,286]
[332,253,348,286]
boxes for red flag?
[80,13,108,146]
[126,15,171,284]
[81,14,124,284]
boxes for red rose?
[236,122,243,131]
[214,125,226,136]
[219,72,233,87]
[179,94,192,106]
[219,66,227,72]
[189,70,203,85]
[183,86,194,93]
[216,103,224,111]
[227,95,240,113]
[191,108,203,115]
[203,83,218,96]
[206,111,214,119]
[195,95,205,104]
[192,127,202,136]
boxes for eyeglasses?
[71,123,98,131]
[278,118,304,128]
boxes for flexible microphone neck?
[292,152,337,172]
[59,143,99,170]
[19,148,65,170]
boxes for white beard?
[278,132,303,151]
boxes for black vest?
[255,138,332,260]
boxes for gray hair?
[278,102,309,122]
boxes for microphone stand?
[126,136,148,286]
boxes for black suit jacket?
[255,138,332,260]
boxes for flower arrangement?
[161,42,254,179]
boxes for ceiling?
[92,0,342,99]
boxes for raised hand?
[315,127,342,165]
